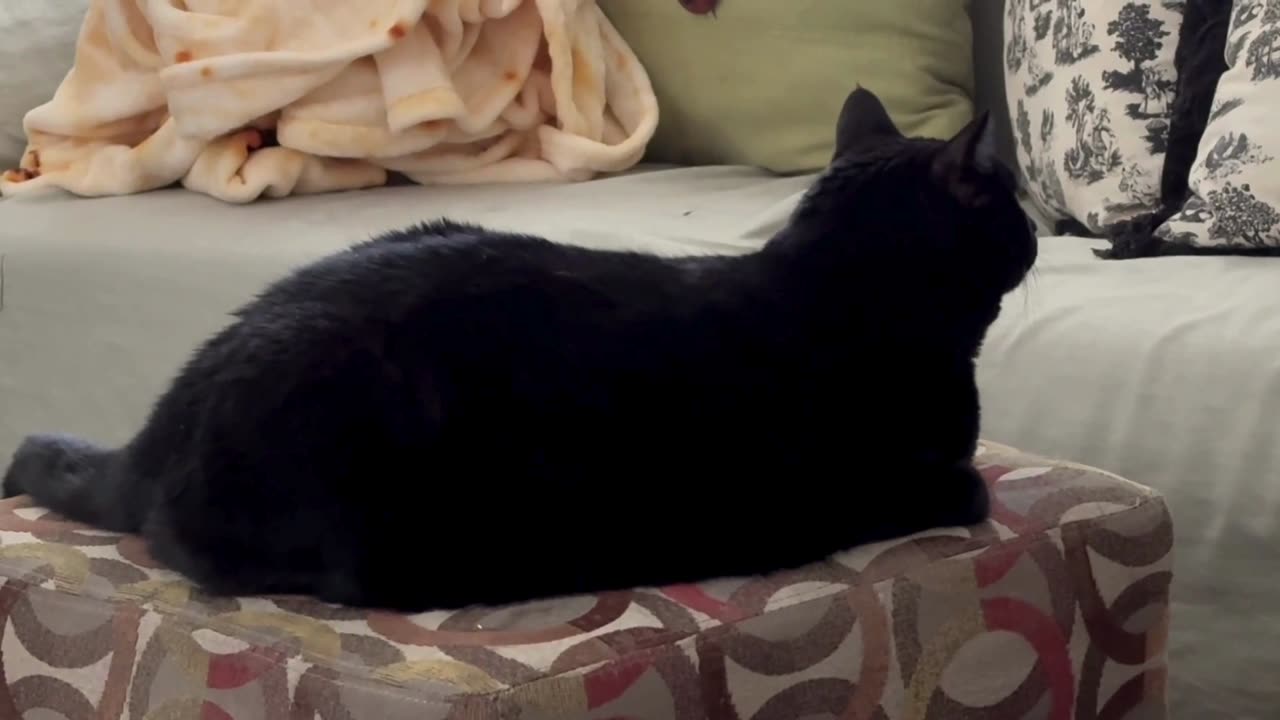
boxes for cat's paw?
[933,463,991,528]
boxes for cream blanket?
[0,0,657,202]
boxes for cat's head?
[782,87,1038,304]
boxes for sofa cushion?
[1004,0,1183,232]
[0,441,1171,718]
[599,1,975,173]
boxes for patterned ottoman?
[0,442,1171,719]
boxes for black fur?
[3,88,1037,611]
[1098,0,1242,259]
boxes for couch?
[0,1,1272,717]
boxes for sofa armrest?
[0,440,1170,718]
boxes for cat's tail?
[2,434,145,533]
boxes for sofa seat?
[0,442,1170,718]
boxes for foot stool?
[0,442,1171,719]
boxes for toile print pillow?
[1004,0,1185,233]
[1156,0,1280,252]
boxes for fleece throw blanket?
[0,0,658,203]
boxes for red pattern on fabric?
[585,655,653,708]
[206,645,287,690]
[661,585,750,623]
[982,596,1075,720]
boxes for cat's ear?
[834,86,903,158]
[931,112,999,201]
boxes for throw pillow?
[0,1,87,168]
[1004,0,1184,233]
[1153,0,1280,254]
[1093,0,1234,259]
[598,1,975,174]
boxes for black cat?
[3,88,1037,611]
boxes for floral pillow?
[1155,0,1280,253]
[1004,0,1184,233]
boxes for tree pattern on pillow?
[1245,0,1280,79]
[1005,0,1183,232]
[1013,100,1069,215]
[1009,0,1057,96]
[1209,96,1245,122]
[1053,0,1101,64]
[1203,133,1272,179]
[1063,76,1123,182]
[1105,4,1166,90]
[1158,0,1280,249]
[1105,3,1176,138]
[1207,183,1280,245]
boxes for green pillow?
[600,1,975,173]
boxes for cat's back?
[254,221,691,313]
[252,223,559,311]
[237,221,743,354]
[207,221,749,399]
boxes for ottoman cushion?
[0,442,1172,718]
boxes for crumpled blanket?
[0,0,658,203]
